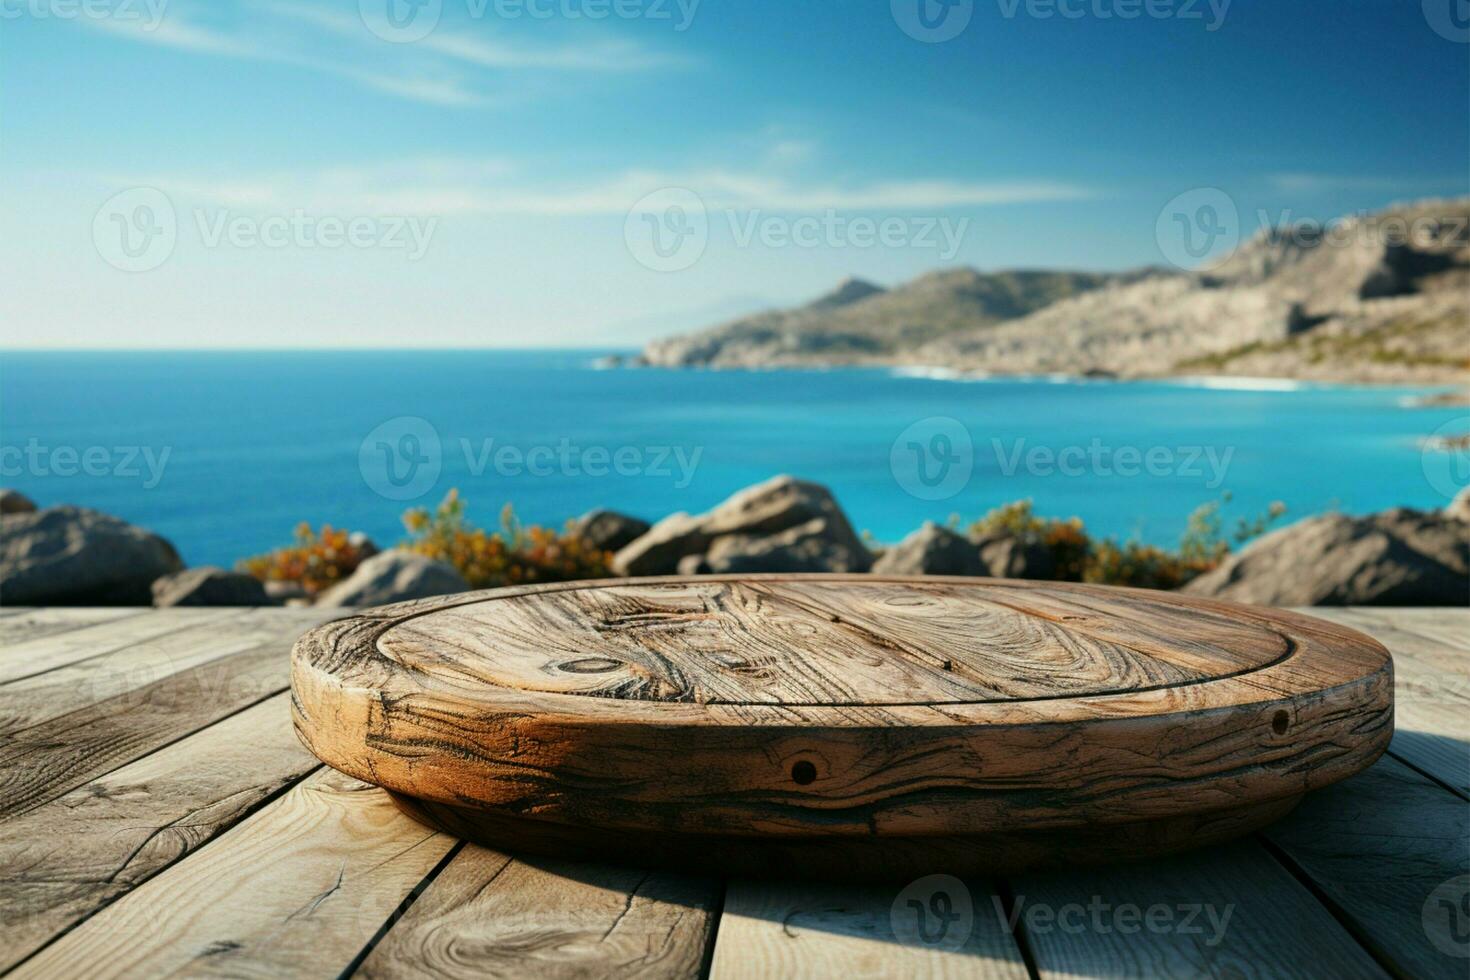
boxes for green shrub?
[966,495,1285,589]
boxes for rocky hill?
[640,268,1139,368]
[639,200,1470,383]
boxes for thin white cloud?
[118,161,1096,216]
[77,0,690,107]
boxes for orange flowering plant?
[402,489,613,589]
[237,522,372,597]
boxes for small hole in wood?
[790,760,817,785]
[1271,710,1289,735]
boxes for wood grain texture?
[357,846,721,979]
[0,607,145,646]
[1013,840,1389,979]
[1263,754,1470,978]
[0,607,241,685]
[293,576,1391,851]
[708,879,1028,979]
[0,693,319,973]
[0,607,336,820]
[10,769,456,980]
[379,579,1288,705]
[1305,606,1469,794]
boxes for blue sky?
[2,0,1467,348]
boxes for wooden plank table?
[0,606,1465,979]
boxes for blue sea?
[0,351,1463,568]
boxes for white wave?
[1168,375,1311,392]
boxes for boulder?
[348,531,380,562]
[571,509,652,553]
[152,566,271,607]
[689,517,874,575]
[974,531,1058,580]
[0,489,36,515]
[264,579,311,605]
[0,506,182,605]
[872,522,985,576]
[615,476,872,575]
[315,549,469,608]
[1447,487,1470,524]
[1183,507,1469,606]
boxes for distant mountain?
[640,268,1140,368]
[638,200,1470,383]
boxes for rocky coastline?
[633,200,1470,387]
[3,476,1465,610]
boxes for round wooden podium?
[290,576,1392,880]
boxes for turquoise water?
[0,350,1463,568]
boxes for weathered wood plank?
[1306,607,1470,794]
[708,878,1028,979]
[356,846,722,979]
[11,770,455,980]
[1011,839,1388,978]
[0,693,319,973]
[0,607,146,647]
[0,608,330,735]
[1263,755,1470,980]
[0,608,241,685]
[0,608,336,820]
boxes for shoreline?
[606,358,1469,395]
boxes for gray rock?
[614,476,872,575]
[1447,487,1470,523]
[348,531,379,562]
[696,518,873,574]
[614,512,709,577]
[315,549,469,608]
[152,566,271,607]
[1183,507,1469,606]
[571,509,651,553]
[1,506,182,605]
[0,489,37,515]
[974,531,1057,580]
[872,522,985,576]
[264,579,310,604]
